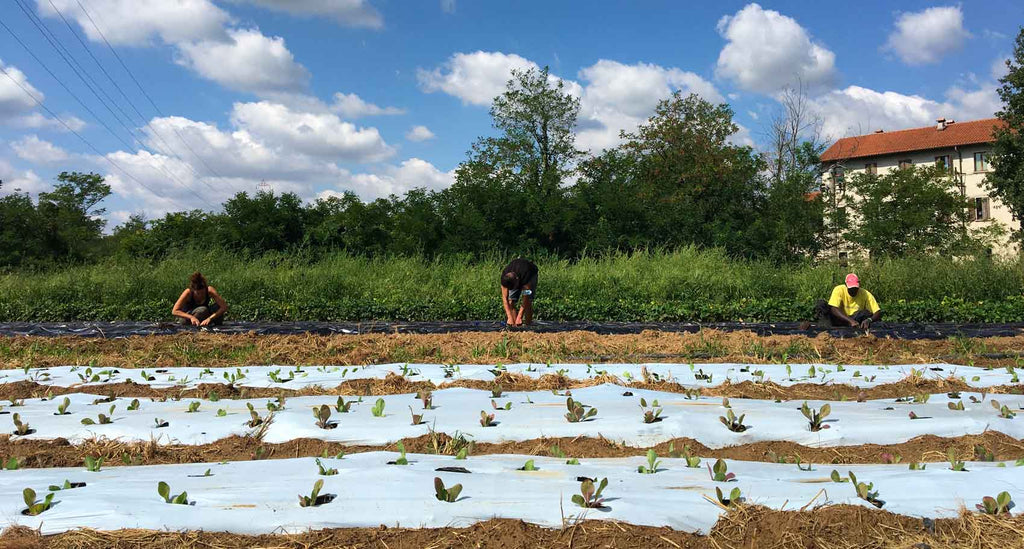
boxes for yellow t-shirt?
[827,285,880,316]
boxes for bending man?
[500,258,537,327]
[814,273,882,329]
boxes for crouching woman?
[172,272,228,327]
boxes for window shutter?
[983,198,991,220]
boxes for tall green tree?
[987,26,1024,243]
[445,67,582,253]
[844,165,975,257]
[36,171,111,262]
[221,190,305,253]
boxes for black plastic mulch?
[0,320,1021,340]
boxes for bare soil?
[2,430,1020,469]
[2,330,1023,370]
[2,505,1022,549]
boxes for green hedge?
[2,249,1022,322]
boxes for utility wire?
[0,62,189,211]
[4,3,215,207]
[11,0,201,197]
[75,0,227,182]
[46,0,221,194]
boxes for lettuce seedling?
[22,488,55,516]
[158,481,189,505]
[12,413,34,435]
[390,441,409,465]
[565,397,597,423]
[84,456,103,472]
[479,411,496,427]
[801,402,830,431]
[640,398,663,423]
[718,409,747,432]
[418,390,433,409]
[491,386,503,398]
[154,417,169,428]
[976,491,1013,515]
[715,486,742,506]
[908,462,926,470]
[948,401,965,411]
[519,459,538,471]
[434,477,462,502]
[186,401,200,413]
[847,471,883,508]
[246,403,263,427]
[991,400,1016,419]
[207,391,219,402]
[55,397,71,415]
[298,479,327,507]
[316,457,338,476]
[571,477,608,508]
[830,470,849,483]
[4,457,21,470]
[491,399,512,411]
[48,480,85,491]
[371,398,386,417]
[127,399,140,411]
[266,397,285,412]
[947,448,968,471]
[974,444,995,462]
[550,445,566,458]
[334,396,353,413]
[637,449,661,474]
[708,459,736,482]
[313,405,336,429]
[455,447,468,460]
[121,453,142,466]
[795,456,813,471]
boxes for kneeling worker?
[814,273,882,328]
[172,272,228,327]
[500,258,537,327]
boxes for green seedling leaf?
[371,398,386,417]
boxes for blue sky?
[0,0,1020,225]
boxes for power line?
[75,0,227,182]
[46,0,222,195]
[0,62,190,212]
[3,3,214,207]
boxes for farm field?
[2,332,1024,548]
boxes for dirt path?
[2,430,1020,470]
[3,330,1023,370]
[2,505,1021,549]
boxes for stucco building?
[819,117,1015,257]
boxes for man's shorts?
[507,273,538,303]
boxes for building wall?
[821,142,1017,257]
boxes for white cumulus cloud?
[320,158,455,201]
[418,51,540,106]
[10,135,71,164]
[175,29,310,94]
[0,159,48,196]
[715,3,836,94]
[38,0,230,46]
[405,125,435,142]
[229,0,382,29]
[884,6,971,65]
[331,92,405,118]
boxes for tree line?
[3,28,1023,268]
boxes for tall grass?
[1,248,1021,322]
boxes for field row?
[3,451,1021,536]
[6,385,1023,449]
[5,361,1018,391]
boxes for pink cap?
[845,273,860,288]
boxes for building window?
[974,152,988,172]
[935,155,952,172]
[970,197,991,221]
[865,162,877,175]
[833,166,845,194]
[899,159,913,170]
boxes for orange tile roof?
[820,118,1005,162]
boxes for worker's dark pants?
[814,300,872,327]
[180,304,223,326]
